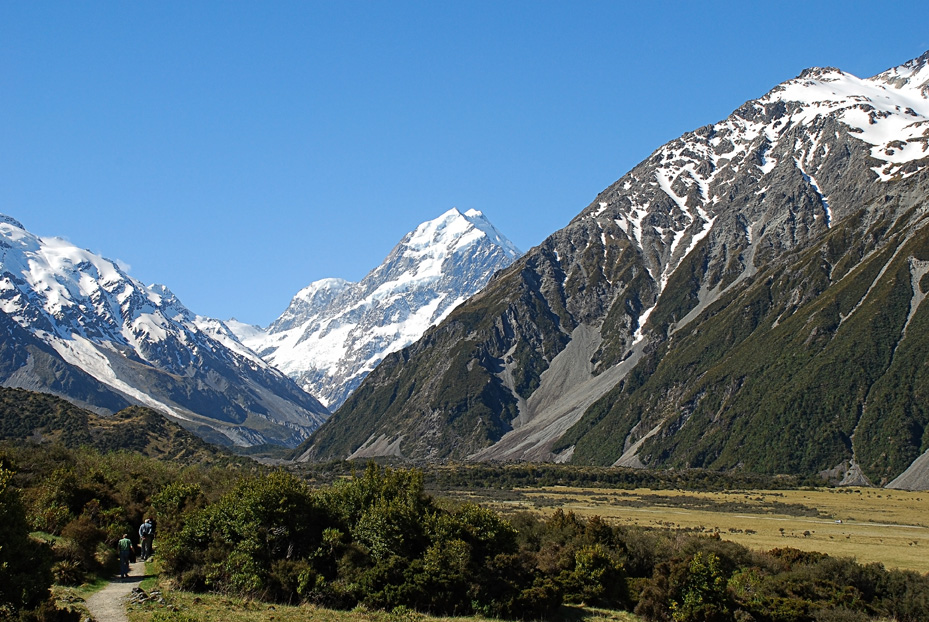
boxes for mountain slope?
[297,51,929,487]
[0,215,328,447]
[234,208,522,410]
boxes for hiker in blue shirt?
[139,518,155,561]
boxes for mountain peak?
[403,207,477,251]
[236,208,522,410]
[871,49,929,95]
[0,214,25,230]
[401,207,522,261]
[796,66,845,80]
[294,278,353,304]
[149,283,178,299]
[460,208,523,259]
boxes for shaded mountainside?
[0,215,328,448]
[0,387,242,465]
[298,52,929,488]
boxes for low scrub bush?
[161,465,571,618]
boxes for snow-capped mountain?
[232,208,522,409]
[570,50,929,344]
[0,215,328,447]
[300,51,929,489]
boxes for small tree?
[670,552,732,622]
[570,543,627,606]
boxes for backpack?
[140,522,153,537]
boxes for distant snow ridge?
[234,208,522,409]
[0,216,328,447]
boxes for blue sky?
[3,1,928,326]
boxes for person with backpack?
[139,518,155,561]
[118,533,132,578]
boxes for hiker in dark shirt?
[139,518,155,561]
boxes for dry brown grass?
[449,486,929,573]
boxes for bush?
[875,567,929,621]
[59,515,105,572]
[568,543,627,606]
[0,467,54,612]
[163,470,324,597]
[50,559,84,587]
[151,481,204,535]
[15,596,82,622]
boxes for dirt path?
[84,560,148,622]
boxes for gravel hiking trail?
[84,560,148,622]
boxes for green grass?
[50,576,110,621]
[126,584,641,622]
[122,557,641,622]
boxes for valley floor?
[446,486,929,574]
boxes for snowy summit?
[232,208,522,409]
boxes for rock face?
[0,215,328,447]
[232,208,522,410]
[298,51,929,489]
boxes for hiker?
[118,533,132,578]
[139,518,155,561]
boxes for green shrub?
[163,470,324,597]
[15,596,82,622]
[59,514,105,572]
[635,563,672,622]
[669,552,732,622]
[0,467,54,612]
[874,567,929,621]
[151,481,204,535]
[568,543,627,606]
[50,559,84,587]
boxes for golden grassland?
[447,486,929,574]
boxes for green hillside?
[0,387,240,466]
